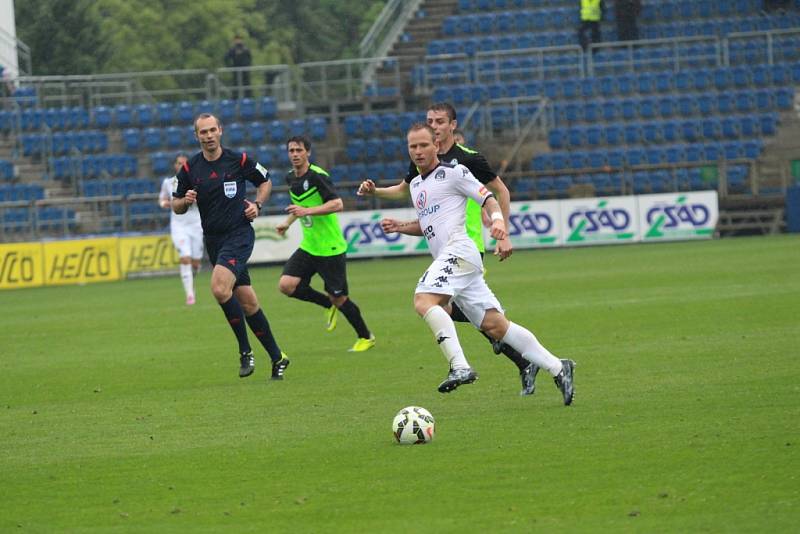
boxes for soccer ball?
[392,406,435,444]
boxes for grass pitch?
[1,235,798,532]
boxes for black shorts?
[282,248,348,297]
[205,225,254,288]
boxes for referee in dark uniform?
[173,113,290,380]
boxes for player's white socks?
[180,263,194,298]
[501,321,563,376]
[423,305,470,371]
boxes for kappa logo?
[416,190,427,209]
[434,169,446,181]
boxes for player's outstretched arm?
[381,218,422,236]
[486,176,513,261]
[276,213,297,236]
[484,196,508,245]
[358,179,409,199]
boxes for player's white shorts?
[415,253,503,329]
[171,223,204,259]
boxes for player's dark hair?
[408,122,436,140]
[193,113,222,132]
[428,102,457,122]
[286,135,311,151]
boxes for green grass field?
[1,235,798,532]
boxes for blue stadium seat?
[604,123,622,146]
[759,113,777,136]
[626,147,645,166]
[704,143,722,161]
[309,117,327,140]
[238,98,256,121]
[624,123,642,145]
[567,127,585,148]
[176,101,194,123]
[135,104,154,127]
[113,105,132,128]
[218,99,237,123]
[607,148,625,168]
[268,120,286,143]
[587,151,607,168]
[143,127,162,150]
[701,118,721,140]
[664,144,686,164]
[248,121,266,144]
[156,102,175,126]
[122,128,141,152]
[645,146,664,165]
[601,99,620,122]
[685,144,703,162]
[548,128,566,149]
[259,97,277,119]
[361,115,381,138]
[164,126,183,149]
[743,139,763,159]
[346,139,365,162]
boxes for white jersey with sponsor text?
[409,162,493,269]
[160,176,201,229]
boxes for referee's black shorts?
[282,248,348,298]
[205,225,254,288]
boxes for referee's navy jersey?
[174,148,269,237]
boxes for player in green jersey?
[276,135,375,352]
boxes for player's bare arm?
[381,218,423,236]
[357,179,409,199]
[483,196,508,242]
[286,197,343,218]
[275,213,297,236]
[485,176,513,261]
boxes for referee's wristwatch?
[255,201,262,211]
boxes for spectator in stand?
[615,0,642,41]
[578,0,605,51]
[763,0,791,12]
[224,35,253,99]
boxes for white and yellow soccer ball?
[392,406,435,444]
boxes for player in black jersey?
[173,113,290,380]
[358,102,539,396]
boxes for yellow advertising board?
[0,242,45,290]
[118,234,180,276]
[42,238,121,286]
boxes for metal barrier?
[725,28,800,66]
[359,0,423,61]
[588,35,723,75]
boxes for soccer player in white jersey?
[370,124,575,404]
[158,153,204,305]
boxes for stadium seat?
[135,104,154,127]
[156,102,175,126]
[238,98,256,121]
[114,105,132,128]
[268,120,286,143]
